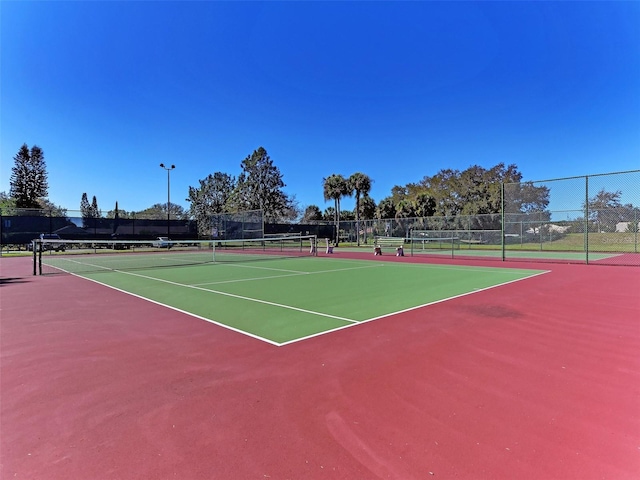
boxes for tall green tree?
[10,144,48,209]
[322,173,351,245]
[187,172,236,237]
[80,193,92,227]
[348,172,373,245]
[420,168,462,216]
[585,189,624,232]
[359,195,377,220]
[137,203,186,220]
[413,193,436,218]
[106,201,133,220]
[230,147,295,222]
[323,206,335,222]
[376,197,396,220]
[302,205,323,222]
[37,198,67,218]
[91,195,101,219]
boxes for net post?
[32,240,37,275]
[37,241,42,275]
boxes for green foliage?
[413,163,547,218]
[37,198,67,218]
[136,202,186,220]
[230,147,296,223]
[376,197,396,219]
[80,193,102,227]
[626,222,639,233]
[413,193,436,218]
[340,209,356,221]
[323,206,335,222]
[80,193,92,226]
[187,172,236,237]
[0,192,17,214]
[359,195,377,220]
[105,206,133,220]
[584,189,639,233]
[348,172,372,245]
[323,173,351,244]
[10,144,48,208]
[186,148,296,235]
[91,196,101,218]
[302,205,323,222]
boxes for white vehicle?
[39,233,66,251]
[152,236,172,248]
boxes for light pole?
[159,163,175,238]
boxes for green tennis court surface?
[66,256,546,346]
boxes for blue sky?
[1,0,639,215]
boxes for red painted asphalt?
[1,254,639,479]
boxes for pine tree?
[80,193,92,227]
[91,196,101,218]
[230,147,295,222]
[10,144,48,208]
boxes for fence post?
[635,207,638,254]
[585,175,589,265]
[633,209,640,253]
[501,182,505,261]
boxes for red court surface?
[1,253,639,479]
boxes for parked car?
[39,233,66,252]
[152,236,172,248]
[109,234,131,250]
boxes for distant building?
[616,222,640,233]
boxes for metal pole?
[585,175,589,265]
[635,207,638,254]
[160,164,175,239]
[501,182,505,261]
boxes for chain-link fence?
[330,171,639,266]
[2,171,638,265]
[503,170,639,265]
[0,209,198,249]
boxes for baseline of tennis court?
[69,256,547,345]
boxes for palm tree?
[323,174,351,245]
[348,173,373,245]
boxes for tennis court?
[35,238,546,345]
[2,241,638,480]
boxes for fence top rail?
[503,169,640,185]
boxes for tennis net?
[34,235,318,275]
[409,236,460,256]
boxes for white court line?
[191,263,384,287]
[116,269,359,324]
[59,258,549,347]
[277,269,551,347]
[218,263,309,274]
[63,273,284,346]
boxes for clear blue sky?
[1,0,639,215]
